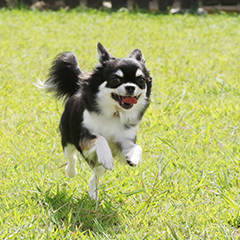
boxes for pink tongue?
[121,97,137,104]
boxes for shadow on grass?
[37,185,121,235]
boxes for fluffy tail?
[45,52,82,100]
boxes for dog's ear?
[129,49,145,63]
[97,42,115,64]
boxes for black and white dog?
[43,43,152,199]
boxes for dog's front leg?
[95,135,114,170]
[82,135,114,170]
[121,140,142,167]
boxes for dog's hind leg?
[89,165,106,200]
[81,135,113,199]
[64,144,78,178]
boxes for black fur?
[46,52,82,101]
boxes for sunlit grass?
[1,8,240,239]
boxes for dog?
[43,42,152,199]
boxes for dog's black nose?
[125,86,135,94]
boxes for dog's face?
[96,43,152,115]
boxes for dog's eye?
[110,76,121,85]
[136,77,145,85]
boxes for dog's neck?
[113,105,123,117]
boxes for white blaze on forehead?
[115,69,124,78]
[98,81,107,91]
[135,68,143,77]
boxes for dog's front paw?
[96,136,114,170]
[97,151,114,170]
[66,164,77,178]
[126,145,142,167]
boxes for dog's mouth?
[111,93,141,110]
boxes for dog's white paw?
[97,149,114,170]
[89,166,106,200]
[89,175,98,200]
[66,164,77,178]
[96,136,114,170]
[126,145,142,167]
[89,189,98,200]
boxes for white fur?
[115,69,124,78]
[64,144,78,178]
[82,107,143,167]
[34,79,45,89]
[89,165,106,200]
[83,110,139,143]
[135,68,143,77]
[95,135,114,169]
[125,144,142,166]
[121,139,142,166]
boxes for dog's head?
[96,43,152,116]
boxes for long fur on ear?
[129,49,145,63]
[97,42,115,64]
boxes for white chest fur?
[83,110,139,142]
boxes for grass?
[1,7,240,239]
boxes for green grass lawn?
[1,8,240,239]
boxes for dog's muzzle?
[111,93,141,110]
